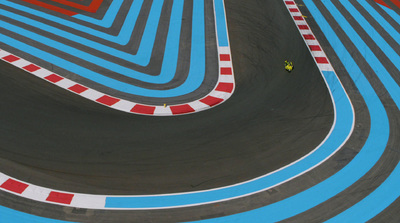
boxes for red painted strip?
[50,0,103,13]
[2,55,20,63]
[200,96,224,107]
[68,84,88,94]
[374,0,391,8]
[298,25,309,30]
[96,95,120,106]
[289,8,299,12]
[220,67,232,75]
[215,82,234,93]
[0,179,29,194]
[219,54,231,61]
[23,64,41,72]
[285,1,295,5]
[170,104,195,115]
[303,34,315,40]
[130,104,156,115]
[390,0,400,9]
[315,57,329,64]
[293,16,304,21]
[309,45,322,51]
[21,0,78,16]
[46,191,74,204]
[45,74,64,83]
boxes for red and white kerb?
[0,47,234,116]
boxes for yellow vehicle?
[285,60,293,72]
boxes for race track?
[0,0,399,222]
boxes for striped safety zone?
[285,0,334,72]
[0,173,105,208]
[0,47,234,116]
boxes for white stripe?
[154,106,173,116]
[189,101,209,111]
[11,59,31,68]
[0,174,8,185]
[218,47,230,54]
[311,51,326,58]
[70,194,106,209]
[0,51,11,58]
[111,100,136,112]
[80,89,104,101]
[22,186,51,202]
[219,61,232,67]
[209,90,231,99]
[219,75,235,83]
[55,78,76,89]
[33,69,53,79]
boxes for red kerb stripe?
[68,84,88,94]
[45,74,64,83]
[2,55,20,62]
[46,191,74,204]
[303,34,315,40]
[219,54,231,61]
[298,25,309,30]
[315,57,329,64]
[215,82,234,93]
[170,104,195,115]
[200,96,224,107]
[23,64,41,72]
[0,179,29,194]
[131,105,156,115]
[293,16,304,21]
[285,1,295,5]
[289,8,299,12]
[96,95,120,106]
[309,45,322,51]
[220,67,232,75]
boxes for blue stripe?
[0,5,179,83]
[1,0,144,45]
[192,0,390,221]
[105,71,354,207]
[0,1,163,67]
[327,157,400,222]
[0,205,73,223]
[378,3,400,26]
[214,0,229,47]
[0,0,206,97]
[72,0,123,28]
[358,0,400,45]
[324,0,400,109]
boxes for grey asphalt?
[0,0,334,221]
[8,0,398,222]
[0,0,220,105]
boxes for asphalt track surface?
[0,0,400,222]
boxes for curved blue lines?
[0,8,181,84]
[0,0,206,97]
[327,159,400,222]
[378,3,400,26]
[324,0,400,109]
[72,0,123,28]
[104,72,354,208]
[359,0,400,46]
[1,0,145,45]
[1,0,163,66]
[193,0,390,221]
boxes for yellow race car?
[285,60,293,72]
